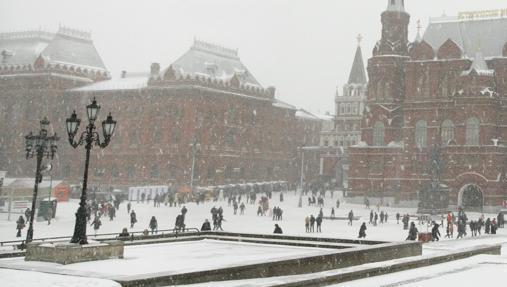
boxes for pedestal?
[25,240,123,265]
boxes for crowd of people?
[10,185,506,245]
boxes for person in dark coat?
[402,214,409,230]
[130,210,137,228]
[274,224,283,234]
[201,219,211,231]
[431,223,440,241]
[16,216,25,237]
[348,210,354,226]
[358,222,367,238]
[149,216,158,234]
[491,219,498,234]
[310,215,316,232]
[316,216,323,232]
[406,222,418,241]
[457,219,466,239]
[118,227,130,238]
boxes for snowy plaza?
[3,0,507,286]
[1,191,507,286]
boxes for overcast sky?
[1,0,504,114]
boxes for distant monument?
[417,144,449,214]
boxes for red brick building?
[0,27,108,177]
[348,1,507,211]
[1,34,321,191]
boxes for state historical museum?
[348,0,507,211]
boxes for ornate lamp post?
[189,138,201,194]
[66,98,116,244]
[25,117,59,243]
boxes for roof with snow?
[71,75,149,92]
[295,109,322,121]
[163,39,262,88]
[0,26,106,71]
[347,44,367,85]
[423,16,507,58]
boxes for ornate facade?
[0,34,321,191]
[348,0,507,210]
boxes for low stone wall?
[116,241,421,287]
[271,244,502,287]
[25,240,124,265]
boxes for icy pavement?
[0,239,334,278]
[0,268,120,287]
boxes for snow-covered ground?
[0,268,121,287]
[0,239,334,277]
[1,191,506,287]
[3,190,503,243]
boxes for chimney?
[151,63,160,77]
[121,70,127,78]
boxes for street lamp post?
[66,98,116,244]
[189,138,201,194]
[24,117,59,243]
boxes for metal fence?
[0,227,200,251]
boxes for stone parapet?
[25,240,123,265]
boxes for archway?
[458,184,483,211]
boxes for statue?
[417,144,449,215]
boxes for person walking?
[149,216,158,234]
[91,216,102,235]
[431,222,440,241]
[127,201,131,214]
[24,208,31,223]
[348,210,354,226]
[358,222,367,238]
[130,210,137,228]
[16,216,25,238]
[305,216,310,232]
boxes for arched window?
[466,117,480,145]
[441,120,454,145]
[415,120,427,148]
[373,121,385,146]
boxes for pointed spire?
[414,20,423,43]
[387,0,405,12]
[348,35,367,85]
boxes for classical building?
[0,27,108,177]
[1,32,321,191]
[348,0,507,211]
